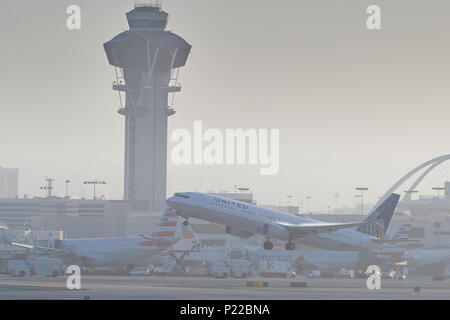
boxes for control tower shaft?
[104,5,191,211]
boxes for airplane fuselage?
[57,236,174,267]
[167,192,379,251]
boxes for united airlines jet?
[167,192,400,251]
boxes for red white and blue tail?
[150,208,179,238]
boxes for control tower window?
[130,20,166,29]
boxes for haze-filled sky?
[0,0,449,211]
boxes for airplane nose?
[166,196,179,209]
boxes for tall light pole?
[355,187,368,215]
[287,195,292,206]
[83,180,106,200]
[65,179,71,199]
[306,196,312,214]
[404,190,419,201]
[432,186,445,247]
[298,200,303,214]
[334,193,340,214]
[354,194,362,215]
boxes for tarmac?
[0,274,450,300]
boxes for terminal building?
[0,197,129,238]
[0,167,18,199]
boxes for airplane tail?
[388,223,423,249]
[391,223,412,243]
[150,208,180,238]
[357,193,400,239]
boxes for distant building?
[398,182,450,219]
[0,198,129,238]
[262,205,299,215]
[0,167,18,199]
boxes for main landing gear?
[183,219,189,226]
[285,241,295,251]
[263,238,274,250]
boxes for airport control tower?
[104,4,191,211]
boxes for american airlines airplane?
[11,208,181,269]
[240,246,365,271]
[245,224,416,272]
[401,248,450,278]
[167,192,400,251]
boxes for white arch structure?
[375,154,450,208]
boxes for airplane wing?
[10,242,82,262]
[276,221,371,237]
[10,242,63,252]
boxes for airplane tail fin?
[357,193,400,239]
[391,223,412,243]
[150,208,180,238]
[387,223,423,249]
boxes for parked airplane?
[402,248,450,278]
[244,228,413,274]
[11,208,181,270]
[167,192,400,251]
[385,225,450,278]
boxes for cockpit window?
[175,193,190,199]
